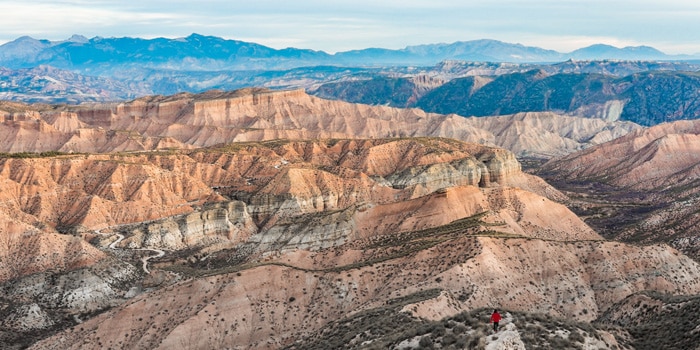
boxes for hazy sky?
[1,0,699,54]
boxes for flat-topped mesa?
[0,111,41,122]
[32,88,322,143]
[195,88,306,109]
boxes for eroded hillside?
[541,119,700,260]
[2,136,700,349]
[2,88,699,350]
[27,217,700,350]
[0,88,639,158]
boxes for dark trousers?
[493,322,499,332]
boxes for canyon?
[541,119,700,261]
[1,89,700,349]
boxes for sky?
[1,0,699,54]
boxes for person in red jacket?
[490,309,502,332]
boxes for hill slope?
[0,137,621,348]
[415,70,700,126]
[540,119,700,259]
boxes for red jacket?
[491,312,501,323]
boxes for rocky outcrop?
[118,201,257,251]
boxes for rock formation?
[543,120,700,190]
[0,138,580,256]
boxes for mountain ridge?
[1,34,696,73]
[318,69,700,126]
[539,119,700,260]
[0,88,641,158]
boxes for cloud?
[0,1,182,39]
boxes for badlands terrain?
[1,89,700,349]
[541,119,700,261]
[0,88,639,158]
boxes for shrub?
[569,330,585,344]
[441,333,457,346]
[418,336,433,348]
[431,325,446,337]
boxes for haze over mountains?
[2,34,697,72]
[2,34,700,130]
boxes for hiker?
[490,309,501,332]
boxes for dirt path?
[108,232,125,249]
[136,248,165,274]
[96,228,165,275]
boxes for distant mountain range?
[315,69,700,126]
[1,34,698,73]
[2,34,700,127]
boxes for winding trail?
[136,248,165,274]
[95,227,165,275]
[108,232,125,249]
